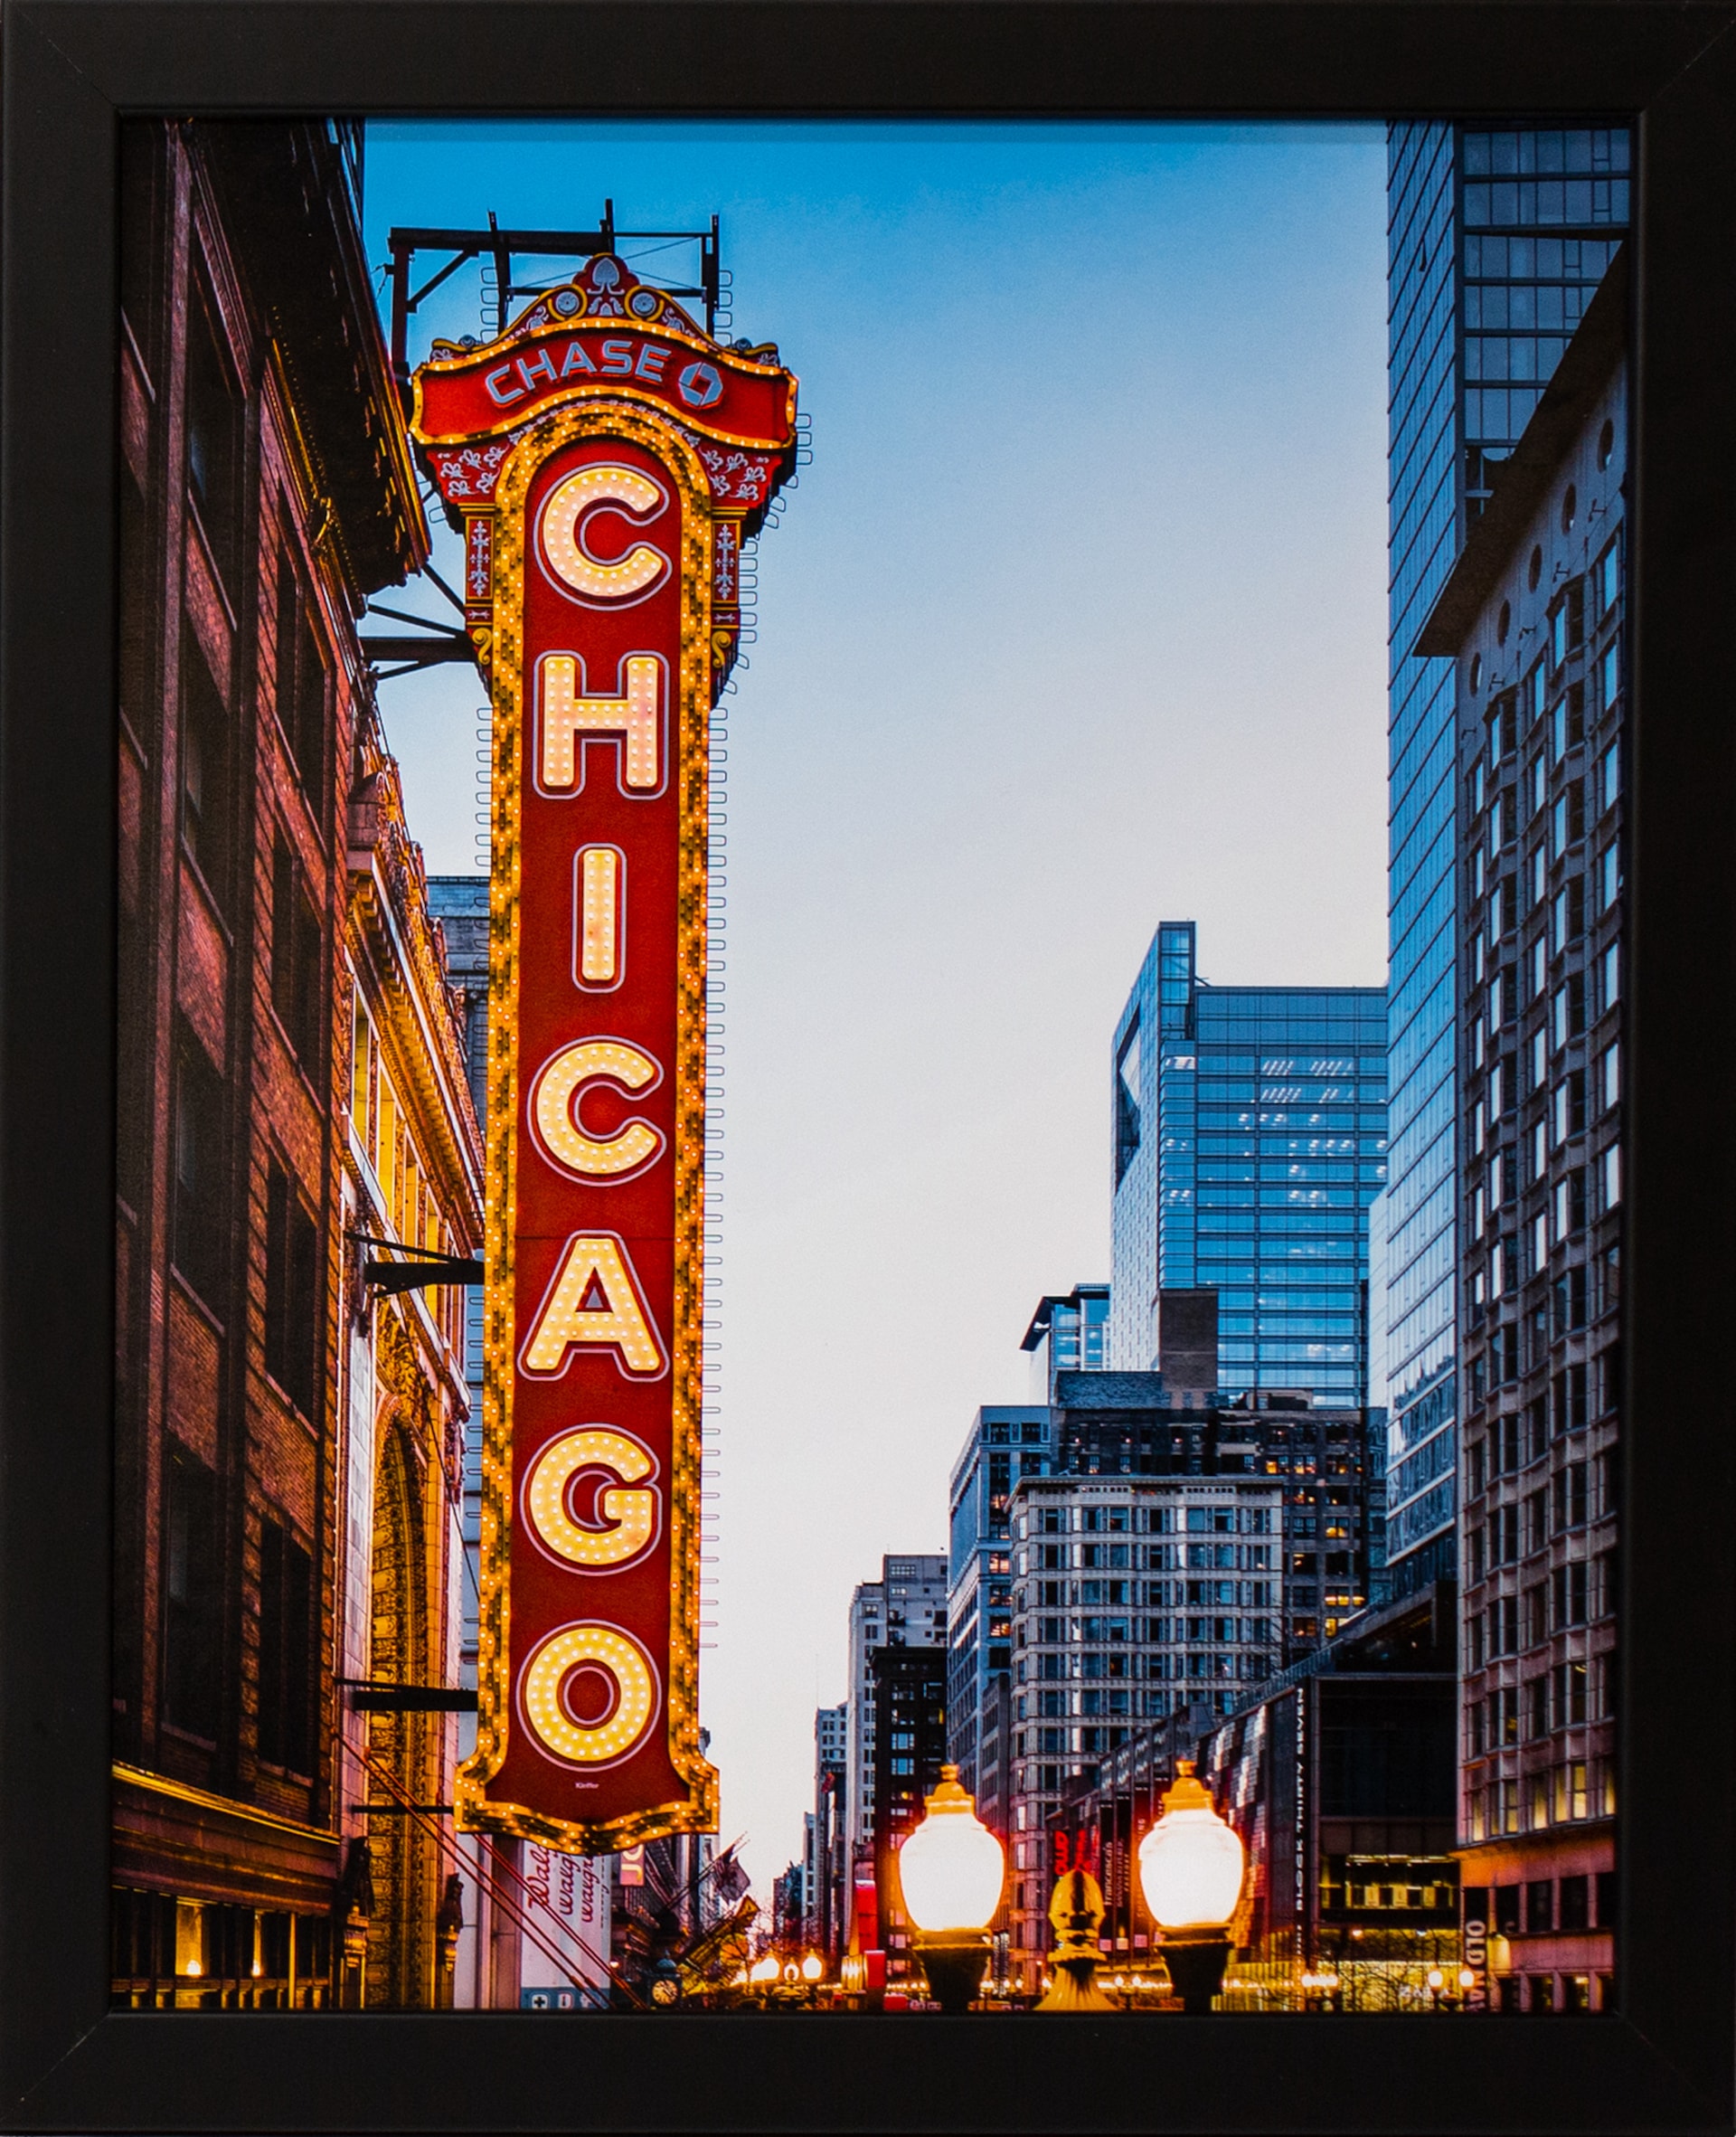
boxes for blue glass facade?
[1022,1281,1109,1404]
[1109,922,1386,1406]
[1382,125,1629,1581]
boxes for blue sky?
[364,118,1389,1894]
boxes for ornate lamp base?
[915,1934,989,2014]
[1161,1932,1231,2015]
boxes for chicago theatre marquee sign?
[410,256,797,1850]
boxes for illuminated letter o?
[525,1428,660,1569]
[520,1624,658,1768]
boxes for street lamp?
[897,1763,1005,2014]
[1137,1760,1245,2015]
[800,1953,823,1984]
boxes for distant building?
[425,880,486,1688]
[945,1405,1052,1822]
[1004,1469,1283,1990]
[1109,922,1387,1409]
[946,1288,1227,1828]
[869,1644,948,1984]
[1414,249,1627,2016]
[813,1704,847,1963]
[844,1555,948,1872]
[771,1860,806,1953]
[1022,1281,1109,1403]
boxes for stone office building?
[1415,249,1628,2015]
[109,118,481,2010]
[997,1367,1385,1994]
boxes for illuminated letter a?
[520,1234,666,1380]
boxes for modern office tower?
[1415,260,1625,2013]
[1022,1281,1109,1403]
[814,1704,847,1962]
[1381,124,1630,1593]
[869,1644,949,1984]
[945,1404,1053,1818]
[1109,921,1387,1405]
[843,1557,948,1875]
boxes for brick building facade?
[109,118,482,2009]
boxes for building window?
[264,1161,321,1419]
[180,635,233,910]
[275,549,330,798]
[257,1515,313,1773]
[164,1446,222,1739]
[1554,1761,1590,1821]
[1115,1019,1141,1185]
[172,1027,229,1312]
[271,838,325,1072]
[185,282,244,589]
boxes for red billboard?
[412,255,796,1851]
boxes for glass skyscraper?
[1109,922,1387,1406]
[1381,125,1629,1585]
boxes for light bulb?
[897,1765,1005,1934]
[1137,1761,1245,1932]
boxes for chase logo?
[677,361,723,409]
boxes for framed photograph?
[2,2,1731,2130]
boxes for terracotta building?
[109,118,482,2009]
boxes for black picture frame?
[3,3,1732,2129]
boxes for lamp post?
[896,1764,1005,2014]
[1036,1866,1118,2013]
[1137,1760,1245,2016]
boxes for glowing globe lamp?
[899,1766,1005,1934]
[898,1764,1005,2014]
[800,1953,823,1984]
[1137,1761,1244,2015]
[1137,1761,1245,1931]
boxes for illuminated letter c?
[540,464,669,605]
[529,1039,663,1181]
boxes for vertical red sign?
[412,258,797,1849]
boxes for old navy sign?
[412,255,797,1851]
